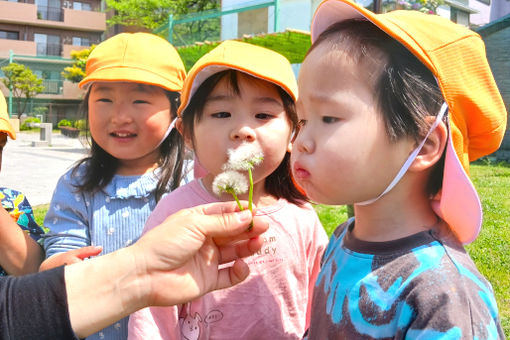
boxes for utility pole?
[8,50,13,117]
[374,0,382,13]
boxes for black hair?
[72,85,184,202]
[181,69,307,205]
[309,19,446,196]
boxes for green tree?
[1,63,44,118]
[62,45,96,83]
[105,0,220,45]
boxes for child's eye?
[133,100,149,104]
[255,113,273,120]
[322,116,339,124]
[211,112,231,118]
[96,98,112,103]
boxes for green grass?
[32,204,49,227]
[32,163,509,336]
[468,162,510,335]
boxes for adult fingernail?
[238,210,252,222]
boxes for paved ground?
[0,132,88,206]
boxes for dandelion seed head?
[224,142,264,171]
[212,171,249,197]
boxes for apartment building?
[0,0,105,123]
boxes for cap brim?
[432,127,482,244]
[0,118,16,140]
[312,0,366,42]
[79,67,183,93]
[180,64,290,116]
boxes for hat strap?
[156,117,177,148]
[356,103,448,206]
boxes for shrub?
[57,119,74,128]
[74,119,87,130]
[20,117,41,131]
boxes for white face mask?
[356,103,448,206]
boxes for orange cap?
[178,40,298,116]
[0,92,16,140]
[312,0,507,243]
[79,32,186,92]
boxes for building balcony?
[62,7,106,32]
[1,40,93,59]
[0,39,37,58]
[36,80,83,100]
[0,1,106,32]
[62,44,89,59]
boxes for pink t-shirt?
[128,179,328,340]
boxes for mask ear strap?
[357,103,448,206]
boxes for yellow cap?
[178,40,298,116]
[0,92,16,140]
[79,32,186,92]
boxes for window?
[72,36,90,46]
[36,0,62,21]
[34,33,61,56]
[73,1,92,11]
[0,30,19,40]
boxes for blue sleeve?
[0,188,46,241]
[42,170,90,258]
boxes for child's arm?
[43,172,90,259]
[39,246,102,271]
[0,207,43,275]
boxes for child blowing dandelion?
[128,40,328,340]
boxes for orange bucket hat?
[312,0,507,244]
[0,92,16,140]
[178,40,298,116]
[79,32,186,92]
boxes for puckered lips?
[292,161,310,180]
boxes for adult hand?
[66,201,268,338]
[39,246,103,272]
[131,201,267,307]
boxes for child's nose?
[230,125,256,142]
[111,104,134,124]
[294,133,314,154]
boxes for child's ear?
[175,117,193,149]
[410,117,448,172]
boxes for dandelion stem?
[227,189,244,211]
[248,168,254,231]
[248,168,254,213]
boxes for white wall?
[221,0,315,40]
[469,0,491,26]
[279,0,313,31]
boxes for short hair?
[181,69,307,205]
[310,19,445,196]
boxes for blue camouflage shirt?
[305,219,504,339]
[0,187,46,276]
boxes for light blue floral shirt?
[43,163,163,340]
